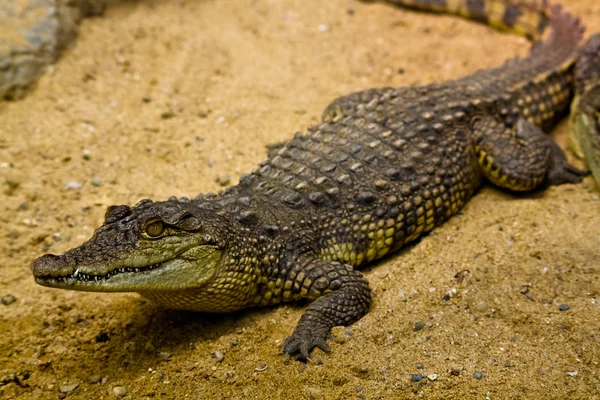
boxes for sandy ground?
[1,0,599,399]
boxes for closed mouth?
[36,261,167,284]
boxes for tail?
[492,3,584,130]
[383,0,551,40]
[528,3,584,60]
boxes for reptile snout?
[30,253,73,278]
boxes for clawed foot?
[545,141,589,185]
[283,324,332,361]
[546,158,589,185]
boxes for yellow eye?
[145,221,164,238]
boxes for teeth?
[67,261,165,282]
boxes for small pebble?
[427,374,438,381]
[558,304,570,312]
[88,375,101,384]
[474,371,483,379]
[450,369,460,376]
[65,181,82,190]
[416,364,424,370]
[410,374,423,382]
[60,383,79,393]
[216,176,231,186]
[158,352,171,360]
[318,24,329,32]
[567,370,578,377]
[414,321,425,331]
[231,339,239,347]
[1,294,16,305]
[212,351,225,362]
[475,301,488,312]
[91,178,102,187]
[112,386,127,397]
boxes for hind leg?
[472,116,586,191]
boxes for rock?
[0,0,116,100]
[413,321,425,331]
[112,386,127,397]
[474,301,488,312]
[216,176,231,187]
[558,304,571,312]
[88,375,101,384]
[410,374,423,382]
[65,181,82,190]
[212,351,224,362]
[1,294,17,305]
[427,374,438,381]
[474,371,483,379]
[59,382,79,393]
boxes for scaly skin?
[385,0,550,39]
[31,1,592,360]
[570,34,600,188]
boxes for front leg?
[282,259,371,360]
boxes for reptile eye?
[145,221,164,238]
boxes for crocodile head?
[31,199,228,292]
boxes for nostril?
[30,254,68,276]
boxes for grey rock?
[0,0,116,99]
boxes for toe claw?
[282,324,332,360]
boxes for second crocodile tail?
[384,0,551,40]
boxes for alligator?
[31,0,600,360]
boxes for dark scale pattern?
[386,0,552,39]
[30,1,591,360]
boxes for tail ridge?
[546,3,585,47]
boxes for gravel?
[414,321,426,331]
[558,304,571,312]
